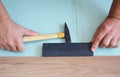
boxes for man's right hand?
[0,0,39,52]
[0,18,39,52]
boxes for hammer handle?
[23,32,64,42]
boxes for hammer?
[23,29,65,42]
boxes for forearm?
[0,0,10,22]
[109,0,120,20]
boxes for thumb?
[24,29,39,36]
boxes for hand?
[0,18,39,52]
[91,17,120,52]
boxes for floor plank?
[0,57,120,77]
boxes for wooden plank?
[0,57,120,77]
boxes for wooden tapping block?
[23,32,65,42]
[42,43,93,57]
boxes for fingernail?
[91,48,96,52]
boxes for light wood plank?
[0,57,120,77]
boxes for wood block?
[42,43,93,57]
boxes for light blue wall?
[0,0,120,56]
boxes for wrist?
[0,1,11,23]
[108,0,120,21]
[0,12,11,23]
[108,15,120,21]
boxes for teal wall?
[0,0,120,56]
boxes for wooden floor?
[0,57,120,77]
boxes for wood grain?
[23,34,58,42]
[23,32,64,42]
[0,57,120,77]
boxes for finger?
[16,38,24,52]
[0,43,4,49]
[2,42,11,51]
[91,32,106,52]
[2,44,10,51]
[108,37,118,48]
[7,42,17,51]
[24,29,39,36]
[6,45,11,51]
[117,38,120,47]
[100,34,113,48]
[1,42,5,50]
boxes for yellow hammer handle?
[23,32,64,42]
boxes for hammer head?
[64,23,71,43]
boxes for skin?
[91,0,120,52]
[0,0,39,52]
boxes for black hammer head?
[64,23,71,43]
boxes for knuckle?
[109,43,116,48]
[7,42,17,51]
[103,40,109,46]
[102,25,110,31]
[14,36,19,40]
[95,38,101,42]
[102,42,108,47]
[110,30,116,34]
[14,38,21,44]
[7,42,14,47]
[15,41,24,52]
